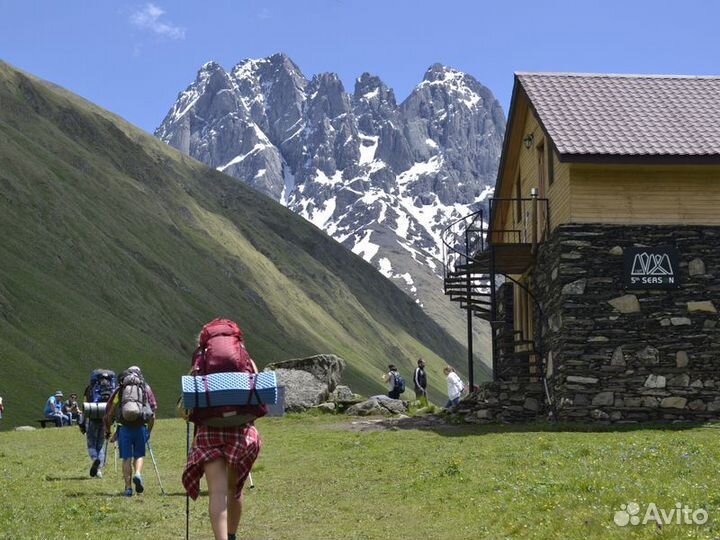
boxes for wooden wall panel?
[570,165,720,225]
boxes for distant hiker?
[383,364,405,399]
[0,395,4,420]
[44,390,70,427]
[104,366,157,497]
[182,319,263,540]
[413,358,428,407]
[443,366,465,409]
[82,369,116,478]
[64,393,81,425]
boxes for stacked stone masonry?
[530,224,720,423]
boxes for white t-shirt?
[447,372,464,400]
[385,372,397,391]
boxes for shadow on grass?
[64,491,190,498]
[45,475,94,482]
[344,415,716,437]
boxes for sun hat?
[54,390,63,397]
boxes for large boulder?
[331,385,355,402]
[346,396,408,416]
[273,369,329,412]
[266,354,346,392]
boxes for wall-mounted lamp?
[523,133,534,149]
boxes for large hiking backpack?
[393,372,406,394]
[117,369,152,426]
[89,369,116,402]
[188,318,269,427]
[83,369,116,420]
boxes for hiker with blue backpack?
[383,365,405,399]
[104,366,157,497]
[182,319,265,540]
[81,369,116,478]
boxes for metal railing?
[488,197,550,248]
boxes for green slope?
[0,61,488,428]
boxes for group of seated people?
[44,390,81,427]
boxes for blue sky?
[1,1,718,134]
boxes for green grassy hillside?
[0,61,489,427]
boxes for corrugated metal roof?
[516,72,720,157]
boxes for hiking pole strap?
[246,373,263,405]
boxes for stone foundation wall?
[534,224,720,423]
[456,380,547,424]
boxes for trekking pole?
[101,437,109,469]
[114,442,118,472]
[186,421,191,540]
[146,439,167,496]
[248,472,255,489]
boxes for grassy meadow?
[1,415,719,540]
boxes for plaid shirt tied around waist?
[182,423,261,500]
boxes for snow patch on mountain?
[155,54,505,335]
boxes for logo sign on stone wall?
[624,247,680,289]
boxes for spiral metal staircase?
[441,197,551,389]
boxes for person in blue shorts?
[103,366,157,497]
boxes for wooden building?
[444,73,720,423]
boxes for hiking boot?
[133,474,144,494]
[89,458,101,477]
[123,488,133,497]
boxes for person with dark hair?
[413,358,429,407]
[382,365,404,399]
[64,393,81,425]
[104,366,157,496]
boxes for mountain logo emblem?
[630,252,674,276]
[624,247,680,289]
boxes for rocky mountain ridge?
[156,53,505,353]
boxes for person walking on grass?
[104,366,157,497]
[0,394,4,420]
[182,319,263,540]
[383,364,405,399]
[443,366,465,409]
[413,358,429,407]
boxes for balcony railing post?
[530,189,539,254]
[464,224,474,390]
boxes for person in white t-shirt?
[443,366,464,409]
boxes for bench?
[37,418,60,428]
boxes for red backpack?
[188,319,268,426]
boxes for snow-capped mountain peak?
[155,54,505,342]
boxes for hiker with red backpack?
[182,319,264,540]
[103,366,157,497]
